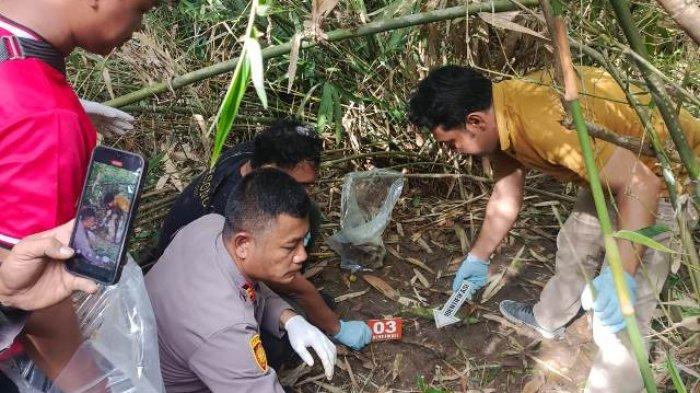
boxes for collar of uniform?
[213,232,258,293]
[492,82,512,152]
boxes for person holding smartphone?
[0,0,157,386]
[0,221,98,359]
[146,169,337,392]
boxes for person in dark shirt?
[150,119,373,361]
[153,120,320,260]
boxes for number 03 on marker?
[366,318,403,341]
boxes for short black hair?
[251,119,322,169]
[80,206,97,219]
[223,168,311,237]
[408,65,493,131]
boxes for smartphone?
[68,146,146,285]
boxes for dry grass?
[67,0,699,390]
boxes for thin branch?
[561,119,681,163]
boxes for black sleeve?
[153,174,208,260]
[305,201,323,254]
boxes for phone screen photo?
[68,146,145,284]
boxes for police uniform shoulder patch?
[249,334,268,372]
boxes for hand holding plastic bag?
[1,257,165,393]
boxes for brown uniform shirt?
[145,214,291,393]
[490,67,700,191]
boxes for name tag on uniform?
[367,318,402,341]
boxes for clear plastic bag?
[0,256,165,393]
[326,169,404,272]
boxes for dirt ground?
[276,176,604,392]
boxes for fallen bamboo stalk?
[320,151,420,167]
[403,173,577,203]
[105,0,539,108]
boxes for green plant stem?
[104,0,538,108]
[543,16,700,303]
[608,0,700,207]
[571,99,659,393]
[545,3,658,390]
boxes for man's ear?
[466,112,487,132]
[230,232,253,260]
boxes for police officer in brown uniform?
[145,169,336,392]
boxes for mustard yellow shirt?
[114,194,130,212]
[490,67,700,188]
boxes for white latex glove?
[284,315,337,380]
[80,99,135,136]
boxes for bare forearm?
[470,170,525,260]
[267,275,340,335]
[600,147,663,275]
[614,180,661,274]
[21,299,83,379]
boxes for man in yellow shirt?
[408,66,699,392]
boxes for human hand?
[452,253,489,299]
[581,266,637,334]
[284,315,337,380]
[80,99,135,136]
[0,221,99,311]
[333,320,372,350]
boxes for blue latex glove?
[452,253,489,299]
[582,266,637,334]
[333,320,372,350]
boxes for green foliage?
[210,0,269,169]
[84,162,139,207]
[72,0,700,389]
[317,82,343,141]
[246,35,268,108]
[613,229,676,254]
[635,224,671,239]
[665,352,687,393]
[212,55,251,167]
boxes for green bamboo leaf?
[665,352,687,393]
[317,82,338,132]
[332,86,344,141]
[211,53,251,168]
[246,37,268,109]
[635,224,671,239]
[613,229,676,253]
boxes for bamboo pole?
[543,1,658,391]
[104,0,538,108]
[609,0,700,207]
